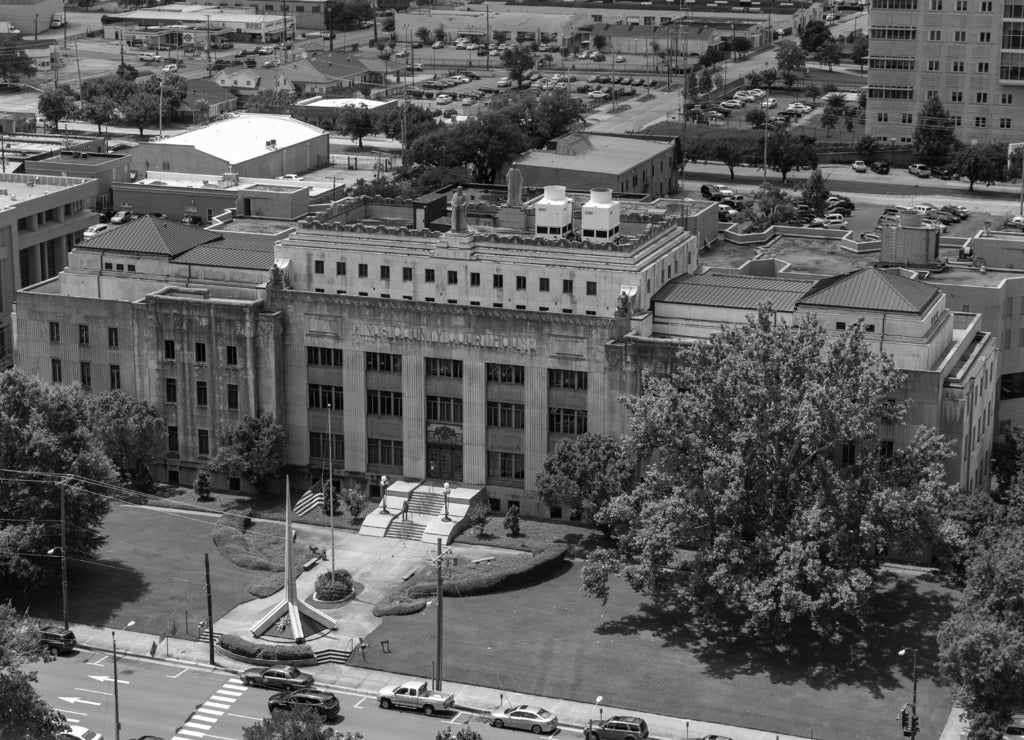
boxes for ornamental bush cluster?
[406,544,567,599]
[212,511,281,572]
[218,634,314,662]
[372,599,428,617]
[314,569,354,601]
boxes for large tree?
[951,142,1004,191]
[209,413,286,496]
[499,45,536,88]
[850,34,869,70]
[245,89,296,114]
[335,103,375,149]
[765,128,814,183]
[582,309,956,637]
[0,42,36,83]
[0,370,117,590]
[535,434,633,527]
[0,603,68,740]
[775,41,807,74]
[800,20,833,52]
[37,85,76,131]
[913,96,958,166]
[800,168,831,215]
[119,92,162,135]
[243,705,361,740]
[87,391,164,492]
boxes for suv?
[869,160,890,174]
[40,626,77,655]
[268,688,340,720]
[589,716,649,740]
[700,184,733,201]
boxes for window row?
[309,384,343,410]
[167,426,210,456]
[869,56,915,70]
[51,359,121,389]
[309,432,344,461]
[307,345,343,367]
[320,261,598,295]
[869,27,917,40]
[50,323,121,348]
[163,340,237,365]
[868,86,915,99]
[165,378,240,410]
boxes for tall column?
[588,362,609,436]
[343,355,367,473]
[522,365,547,497]
[462,360,487,484]
[402,355,425,479]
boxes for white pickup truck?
[377,680,455,715]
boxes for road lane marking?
[59,697,101,706]
[227,713,262,721]
[167,667,191,678]
[197,734,241,740]
[60,710,88,716]
[447,711,465,724]
[195,708,224,717]
[185,720,213,730]
[89,675,129,684]
[216,689,244,698]
[204,701,231,710]
[75,688,113,696]
[177,730,205,738]
[173,677,248,740]
[226,678,244,685]
[86,655,107,666]
[354,697,367,708]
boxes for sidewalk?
[67,620,834,740]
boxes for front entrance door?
[426,445,463,481]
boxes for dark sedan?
[268,688,340,720]
[242,664,315,690]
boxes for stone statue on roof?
[506,164,523,206]
[450,186,469,232]
[615,290,633,317]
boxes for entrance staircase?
[383,520,426,540]
[315,646,352,665]
[383,485,447,540]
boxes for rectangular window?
[952,61,964,72]
[196,381,208,406]
[167,425,178,453]
[928,30,941,41]
[314,259,325,274]
[195,342,207,363]
[901,113,913,123]
[307,346,343,366]
[108,327,119,348]
[836,321,847,330]
[1003,93,1014,104]
[981,32,992,42]
[308,384,344,409]
[487,363,524,384]
[981,0,993,8]
[951,91,964,102]
[562,279,574,294]
[198,429,210,456]
[425,269,435,283]
[447,270,458,285]
[336,261,346,276]
[586,281,597,296]
[49,322,60,343]
[358,263,368,278]
[470,272,480,287]
[976,116,988,127]
[1001,117,1013,129]
[877,112,889,122]
[488,451,525,482]
[516,275,526,290]
[426,395,464,423]
[227,383,239,410]
[548,369,588,390]
[366,389,403,416]
[955,0,967,7]
[78,324,89,345]
[366,352,401,372]
[927,60,939,71]
[164,340,175,360]
[490,274,503,289]
[380,265,391,280]
[487,401,525,428]
[929,0,941,7]
[51,358,62,383]
[309,432,344,461]
[539,277,550,292]
[425,358,463,378]
[226,345,238,366]
[402,266,413,281]
[367,438,403,467]
[979,62,990,72]
[166,377,177,403]
[109,364,121,390]
[549,408,589,434]
[953,30,966,41]
[840,442,857,467]
[80,361,91,389]
[977,92,989,103]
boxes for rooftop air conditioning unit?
[581,188,620,244]
[534,185,573,239]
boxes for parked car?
[181,215,203,226]
[942,204,969,219]
[39,626,77,655]
[394,49,409,58]
[720,99,744,109]
[242,665,314,690]
[851,160,867,172]
[587,716,650,740]
[276,174,304,181]
[436,94,453,104]
[860,232,882,243]
[922,219,948,233]
[490,705,559,734]
[161,63,178,74]
[268,688,340,720]
[262,59,280,67]
[812,213,848,229]
[57,727,103,740]
[826,195,854,210]
[786,102,812,113]
[138,52,161,62]
[934,166,958,179]
[496,77,511,86]
[614,55,626,63]
[590,52,606,61]
[378,680,455,715]
[909,163,931,177]
[869,160,890,174]
[433,40,445,48]
[760,97,777,108]
[1003,715,1024,740]
[109,211,134,225]
[700,184,733,200]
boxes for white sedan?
[787,102,812,113]
[490,705,559,734]
[760,97,777,108]
[588,90,608,99]
[720,99,744,108]
[852,160,868,172]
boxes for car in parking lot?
[110,210,134,225]
[40,625,77,654]
[700,183,734,200]
[395,49,409,57]
[436,94,453,104]
[276,174,304,181]
[587,716,649,740]
[826,195,854,210]
[720,99,743,109]
[942,204,969,219]
[83,224,112,240]
[591,52,606,61]
[268,688,340,720]
[496,77,511,86]
[589,90,608,99]
[614,55,626,63]
[934,166,958,179]
[490,705,559,734]
[262,59,280,67]
[869,160,891,174]
[57,726,103,740]
[786,102,812,113]
[851,160,867,172]
[909,163,931,177]
[812,213,848,229]
[161,63,178,73]
[760,97,777,108]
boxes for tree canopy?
[913,96,958,166]
[800,20,833,52]
[0,603,67,740]
[500,45,536,87]
[800,168,831,214]
[335,103,375,148]
[536,434,633,527]
[775,41,807,74]
[582,308,956,638]
[243,705,361,740]
[87,391,164,492]
[209,413,286,495]
[951,143,1004,191]
[246,89,297,114]
[37,85,76,130]
[0,43,36,83]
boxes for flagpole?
[327,400,335,581]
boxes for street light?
[588,696,604,736]
[112,619,136,740]
[46,480,69,630]
[379,474,390,514]
[442,481,451,522]
[898,647,918,740]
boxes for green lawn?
[363,561,956,740]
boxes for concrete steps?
[407,489,445,516]
[384,520,427,540]
[315,647,352,665]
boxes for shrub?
[218,633,315,662]
[373,599,428,617]
[212,511,281,572]
[315,569,354,601]
[194,470,212,501]
[406,544,567,598]
[219,510,252,531]
[467,501,490,537]
[503,504,521,537]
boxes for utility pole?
[204,553,215,665]
[485,5,490,71]
[435,537,444,691]
[59,483,68,630]
[158,75,164,137]
[327,1,334,52]
[73,40,82,89]
[206,14,212,75]
[327,400,335,580]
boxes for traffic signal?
[912,715,920,736]
[900,704,912,736]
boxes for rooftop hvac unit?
[534,185,573,238]
[581,188,620,244]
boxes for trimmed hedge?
[314,570,353,601]
[373,599,427,617]
[406,544,567,598]
[212,511,281,572]
[218,634,314,662]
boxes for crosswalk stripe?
[194,708,224,718]
[178,731,205,738]
[185,721,212,730]
[204,701,231,709]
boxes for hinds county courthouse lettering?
[14,178,704,518]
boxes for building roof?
[183,78,237,109]
[155,114,325,165]
[516,133,673,176]
[83,216,222,257]
[174,240,274,269]
[654,271,819,312]
[800,267,940,314]
[299,97,388,109]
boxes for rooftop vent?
[535,185,573,239]
[581,188,620,244]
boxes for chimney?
[534,185,573,238]
[581,188,620,243]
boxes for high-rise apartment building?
[866,0,1018,147]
